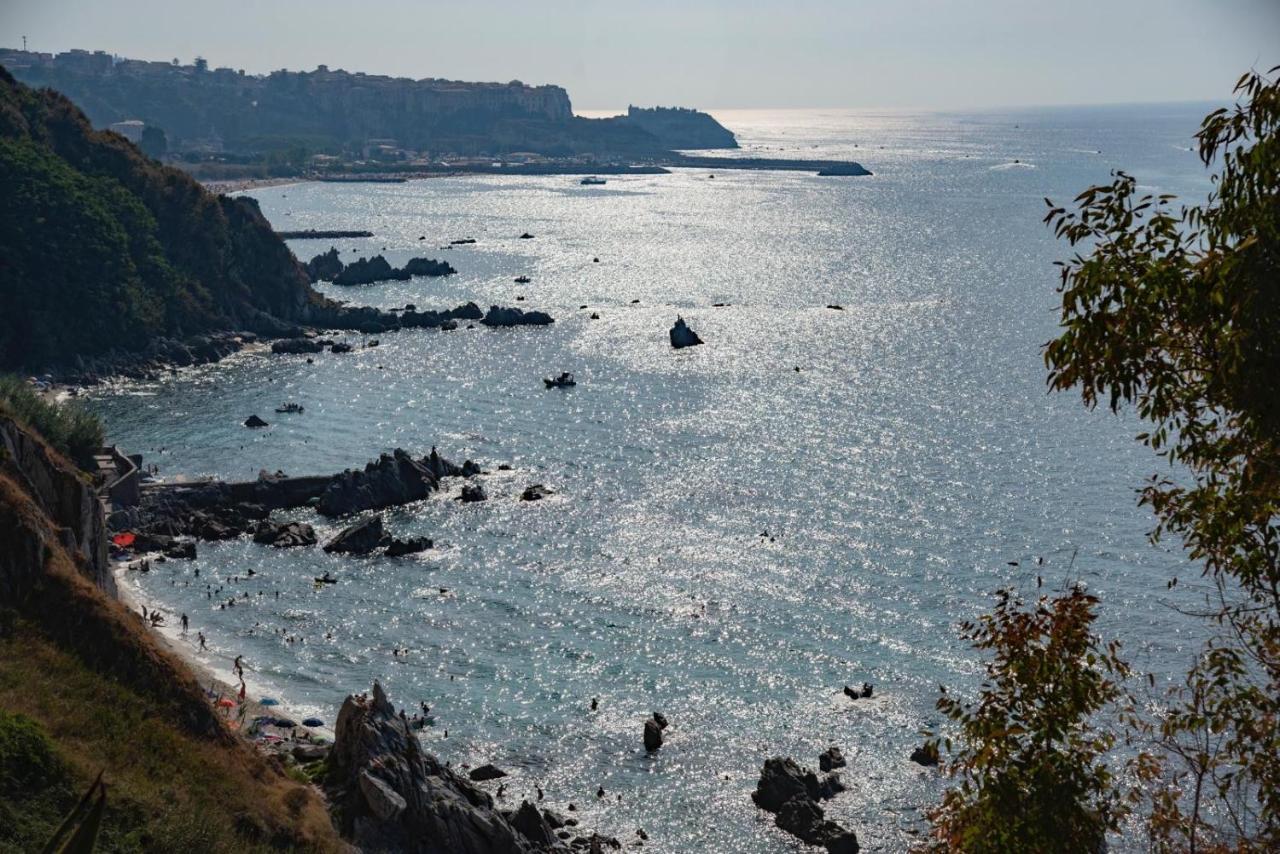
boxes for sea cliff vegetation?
[0,66,316,372]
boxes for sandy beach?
[113,560,336,746]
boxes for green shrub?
[0,374,104,466]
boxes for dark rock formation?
[385,537,433,557]
[328,682,542,853]
[244,414,269,428]
[330,341,353,354]
[458,483,487,503]
[468,764,507,782]
[304,247,345,282]
[271,337,326,355]
[643,718,663,752]
[818,747,846,773]
[323,515,389,555]
[519,484,552,502]
[326,254,457,286]
[909,744,939,767]
[318,449,446,517]
[481,306,555,327]
[753,757,858,853]
[508,802,558,849]
[252,520,317,548]
[669,317,703,349]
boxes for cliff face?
[0,67,322,371]
[1,50,738,159]
[0,415,347,851]
[0,415,110,599]
[624,105,738,150]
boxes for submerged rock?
[669,317,703,349]
[244,414,269,428]
[323,515,389,555]
[519,484,553,502]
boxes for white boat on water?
[580,176,607,185]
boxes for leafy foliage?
[924,586,1130,853]
[0,375,104,466]
[1044,67,1280,849]
[0,66,315,371]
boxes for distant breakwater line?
[276,229,374,239]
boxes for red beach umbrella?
[112,532,136,547]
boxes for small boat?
[514,275,531,284]
[580,176,607,185]
[275,402,304,414]
[314,573,337,585]
[544,371,576,389]
[450,237,477,245]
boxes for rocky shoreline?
[34,297,555,386]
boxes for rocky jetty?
[108,449,473,545]
[752,757,857,853]
[481,306,555,327]
[311,253,456,286]
[317,448,476,518]
[323,515,389,554]
[327,682,542,853]
[669,317,703,349]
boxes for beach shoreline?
[112,560,336,744]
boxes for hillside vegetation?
[0,66,316,371]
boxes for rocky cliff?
[0,414,347,850]
[1,49,737,159]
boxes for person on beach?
[181,613,188,632]
[198,632,207,650]
[233,655,244,678]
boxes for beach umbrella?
[216,698,236,708]
[260,697,280,706]
[112,532,136,548]
[302,717,324,727]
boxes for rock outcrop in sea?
[328,682,539,853]
[481,306,555,327]
[670,317,703,349]
[305,252,456,286]
[317,448,477,518]
[752,757,858,853]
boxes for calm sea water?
[92,104,1218,851]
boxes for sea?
[90,104,1220,851]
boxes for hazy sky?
[3,0,1277,110]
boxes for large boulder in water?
[328,682,540,853]
[252,520,317,548]
[669,316,703,349]
[481,305,555,327]
[323,515,389,554]
[271,337,326,355]
[244,414,269,428]
[385,537,433,557]
[753,757,859,853]
[318,450,442,518]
